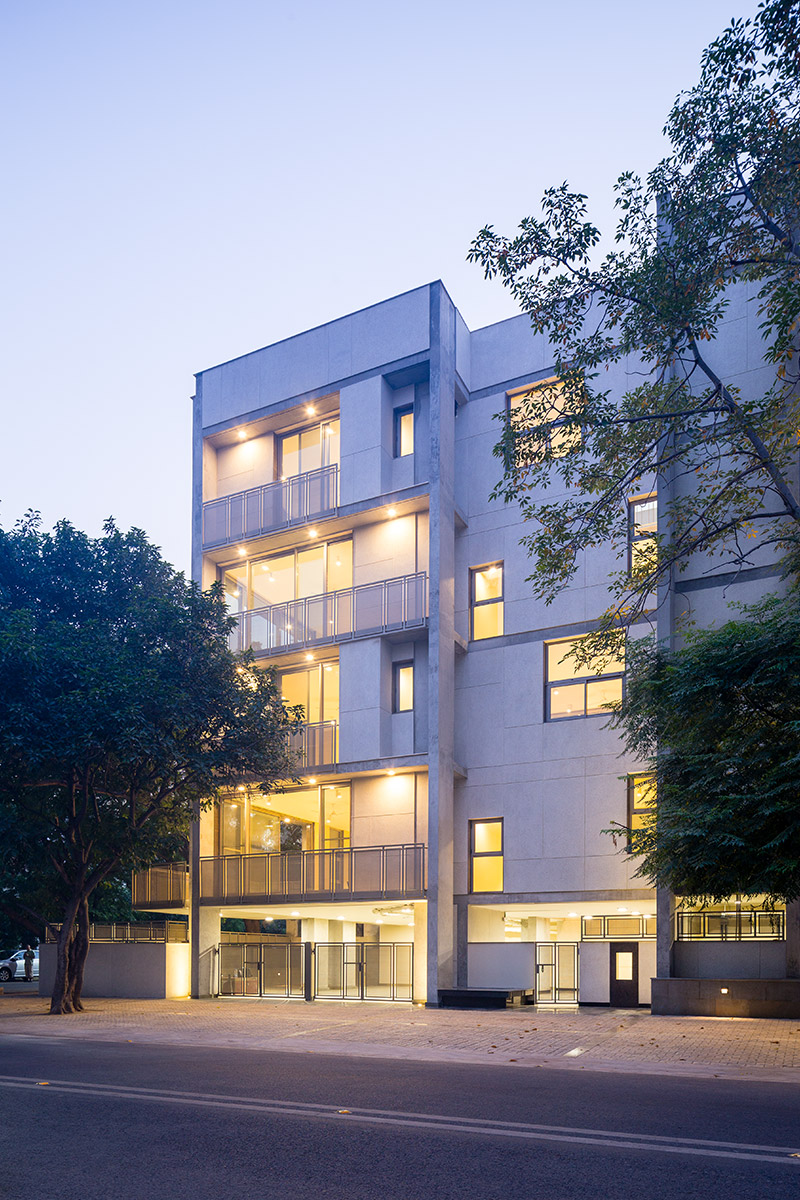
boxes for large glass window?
[216,783,351,855]
[629,494,657,577]
[546,635,624,719]
[470,819,504,892]
[277,418,340,480]
[279,662,339,724]
[221,538,352,612]
[470,563,504,640]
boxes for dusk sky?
[1,0,752,574]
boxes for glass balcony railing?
[203,464,339,549]
[229,572,427,657]
[289,721,338,769]
[199,843,426,904]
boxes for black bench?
[437,988,534,1009]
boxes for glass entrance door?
[535,943,579,1004]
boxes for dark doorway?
[609,942,639,1007]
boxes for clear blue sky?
[1,0,753,573]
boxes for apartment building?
[135,280,793,1012]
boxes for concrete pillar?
[426,282,457,1005]
[455,902,468,987]
[656,887,674,978]
[413,903,428,1004]
[191,906,220,997]
[785,901,800,978]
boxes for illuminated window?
[393,662,414,712]
[221,538,352,611]
[507,378,581,461]
[470,819,504,893]
[470,563,504,640]
[394,406,414,457]
[216,783,351,855]
[629,495,657,578]
[545,635,624,719]
[277,418,340,480]
[627,773,656,849]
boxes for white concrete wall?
[214,433,275,498]
[468,943,536,989]
[39,942,190,1000]
[351,773,418,848]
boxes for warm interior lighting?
[387,507,397,518]
[306,405,316,416]
[387,769,396,777]
[237,428,247,440]
[283,817,290,824]
[308,777,317,785]
[236,785,245,792]
[305,653,314,661]
[617,907,628,913]
[568,912,578,918]
[291,911,300,917]
[308,528,318,538]
[237,547,246,557]
[324,665,333,672]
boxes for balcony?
[290,720,338,769]
[229,571,427,658]
[203,464,339,549]
[131,862,189,909]
[199,843,426,905]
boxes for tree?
[468,0,800,642]
[611,588,800,904]
[0,515,302,1014]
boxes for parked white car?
[0,949,39,981]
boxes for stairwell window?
[629,494,657,578]
[394,405,414,457]
[470,819,504,893]
[627,774,656,850]
[507,378,581,462]
[546,635,624,719]
[393,661,414,712]
[470,563,504,640]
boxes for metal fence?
[45,920,188,944]
[581,915,656,940]
[676,909,785,941]
[203,464,339,549]
[219,942,305,998]
[217,941,413,1002]
[200,843,426,905]
[228,572,428,658]
[131,862,189,908]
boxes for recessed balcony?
[290,720,338,770]
[203,465,339,549]
[228,571,427,658]
[199,843,426,905]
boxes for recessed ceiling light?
[306,405,316,416]
[237,547,246,557]
[237,429,247,440]
[308,528,318,538]
[387,507,397,518]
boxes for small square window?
[393,662,414,712]
[394,406,414,457]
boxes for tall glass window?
[394,406,414,457]
[470,819,504,892]
[470,563,504,640]
[393,662,414,712]
[277,418,340,480]
[629,494,657,577]
[221,538,352,612]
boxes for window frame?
[544,634,625,721]
[469,562,504,641]
[276,416,340,480]
[392,660,414,713]
[628,493,657,577]
[219,534,353,611]
[506,377,581,461]
[469,818,504,894]
[627,773,656,850]
[393,405,415,458]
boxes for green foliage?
[0,514,302,1009]
[468,0,800,637]
[611,590,800,902]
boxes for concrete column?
[426,282,457,1004]
[413,903,428,1004]
[191,907,220,997]
[455,902,469,987]
[785,901,800,978]
[656,887,674,978]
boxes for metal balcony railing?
[289,720,337,769]
[676,909,785,941]
[45,920,188,944]
[199,843,426,905]
[228,571,427,657]
[131,863,189,908]
[203,464,339,549]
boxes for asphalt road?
[1,1036,799,1200]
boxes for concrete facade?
[149,279,791,1010]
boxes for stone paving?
[1,995,800,1082]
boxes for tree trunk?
[67,896,90,1011]
[50,894,81,1014]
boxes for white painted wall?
[468,943,536,989]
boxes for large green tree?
[468,0,800,638]
[612,589,800,904]
[0,515,301,1014]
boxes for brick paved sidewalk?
[2,995,799,1082]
